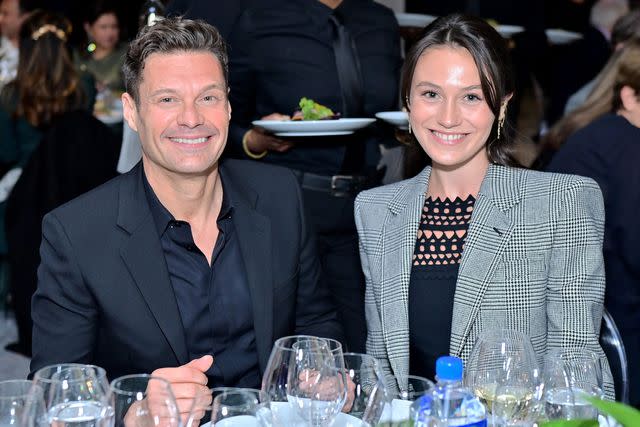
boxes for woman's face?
[408,46,495,172]
[86,12,119,52]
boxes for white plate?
[200,402,364,427]
[95,111,123,125]
[546,28,583,45]
[497,24,525,38]
[252,118,375,136]
[395,12,438,28]
[375,111,408,130]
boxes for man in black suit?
[30,17,341,416]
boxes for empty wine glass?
[110,374,180,427]
[465,329,542,426]
[378,375,437,427]
[33,364,113,427]
[262,335,346,427]
[0,380,46,427]
[543,348,604,422]
[340,353,388,426]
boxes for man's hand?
[246,113,294,154]
[151,355,214,426]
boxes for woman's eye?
[465,94,482,102]
[422,91,438,99]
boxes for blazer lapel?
[220,164,274,374]
[381,167,431,383]
[117,165,189,365]
[450,164,520,357]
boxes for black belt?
[290,170,379,198]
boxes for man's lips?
[168,136,211,144]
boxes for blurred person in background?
[0,0,32,88]
[537,39,639,166]
[546,39,640,406]
[547,0,629,124]
[226,0,402,353]
[165,0,254,43]
[565,8,640,114]
[0,10,118,355]
[74,1,127,123]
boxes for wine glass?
[378,375,437,427]
[33,364,113,427]
[465,329,542,426]
[542,348,604,421]
[110,374,180,427]
[0,380,46,427]
[340,353,388,426]
[262,335,346,427]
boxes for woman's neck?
[427,157,490,200]
[92,46,113,60]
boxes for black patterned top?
[409,194,475,380]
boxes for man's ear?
[122,92,139,132]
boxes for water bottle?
[433,356,487,427]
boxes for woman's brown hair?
[401,13,519,169]
[5,10,85,127]
[542,39,640,152]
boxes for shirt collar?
[142,168,235,237]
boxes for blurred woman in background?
[547,39,640,406]
[75,2,126,94]
[0,10,119,356]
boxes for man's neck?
[143,162,224,227]
[318,0,343,9]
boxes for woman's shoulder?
[356,173,424,208]
[491,165,601,200]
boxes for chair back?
[600,308,630,403]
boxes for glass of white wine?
[542,348,604,422]
[465,329,542,426]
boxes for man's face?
[0,0,22,42]
[122,51,230,181]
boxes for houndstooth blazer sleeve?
[355,164,614,399]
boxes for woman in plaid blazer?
[355,14,614,398]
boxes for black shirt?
[409,195,475,380]
[143,171,261,388]
[227,0,401,175]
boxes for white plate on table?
[252,118,375,137]
[200,402,364,427]
[546,28,583,45]
[395,12,438,28]
[375,111,408,130]
[497,24,525,38]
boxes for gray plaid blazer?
[355,164,615,398]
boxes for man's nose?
[177,102,204,127]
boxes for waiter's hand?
[151,355,213,425]
[246,113,294,154]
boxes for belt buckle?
[331,175,358,197]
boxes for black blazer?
[31,159,342,380]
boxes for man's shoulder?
[222,158,297,186]
[47,169,131,222]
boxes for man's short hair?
[123,17,228,105]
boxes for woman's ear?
[620,85,640,113]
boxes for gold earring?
[408,121,412,134]
[497,101,508,139]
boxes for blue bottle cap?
[436,356,463,381]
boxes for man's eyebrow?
[148,84,227,97]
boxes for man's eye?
[159,97,174,103]
[203,95,219,102]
